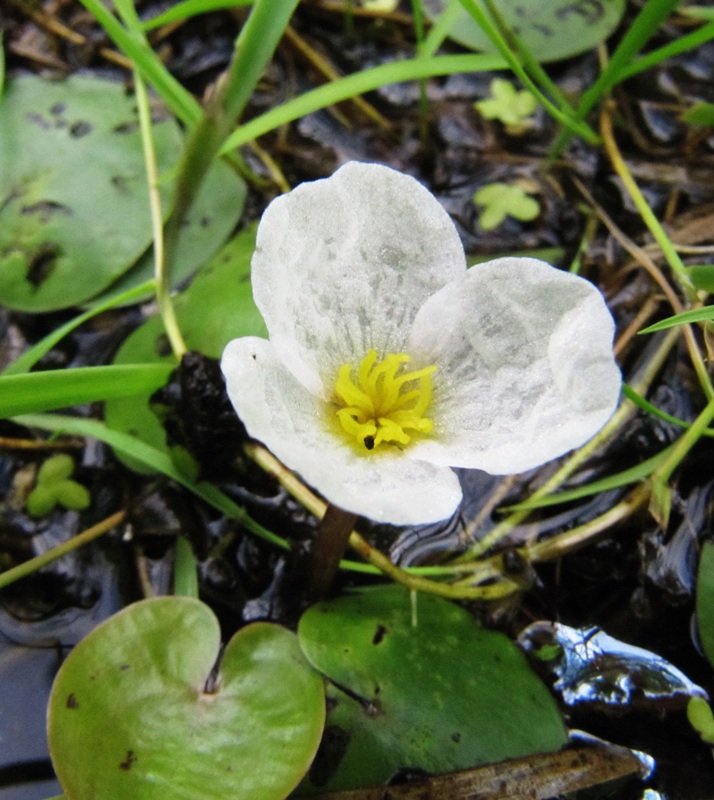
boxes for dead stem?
[306,504,358,598]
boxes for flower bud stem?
[306,504,357,598]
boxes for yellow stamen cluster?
[334,349,436,451]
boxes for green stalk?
[600,106,696,298]
[162,0,299,333]
[135,69,187,360]
[0,511,126,591]
[174,535,199,598]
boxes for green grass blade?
[15,413,289,551]
[220,53,506,152]
[618,20,714,83]
[504,445,675,511]
[639,306,714,334]
[162,0,298,343]
[2,280,156,377]
[142,0,253,31]
[0,31,5,95]
[219,0,299,123]
[78,0,201,127]
[0,365,172,419]
[622,383,714,437]
[552,0,681,155]
[421,0,462,57]
[456,0,597,142]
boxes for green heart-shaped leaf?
[298,586,566,791]
[48,597,324,800]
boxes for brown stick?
[295,742,648,800]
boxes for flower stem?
[306,504,357,598]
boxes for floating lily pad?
[0,75,244,311]
[297,586,567,792]
[424,0,626,63]
[696,540,714,669]
[48,597,324,800]
[104,225,266,469]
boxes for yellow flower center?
[334,349,436,451]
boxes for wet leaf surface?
[48,597,324,800]
[297,585,567,791]
[0,75,245,312]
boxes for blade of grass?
[421,0,462,57]
[639,305,714,333]
[220,53,507,152]
[617,20,714,83]
[78,0,201,127]
[162,0,299,336]
[552,0,681,156]
[0,31,5,95]
[503,444,676,511]
[1,279,155,377]
[623,383,714,436]
[0,365,172,419]
[142,0,253,30]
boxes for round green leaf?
[0,75,245,311]
[48,597,324,800]
[37,454,76,483]
[0,75,180,311]
[297,586,567,792]
[92,156,247,305]
[424,0,626,63]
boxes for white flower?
[221,162,621,526]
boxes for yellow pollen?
[334,349,436,451]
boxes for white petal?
[406,258,621,473]
[250,161,466,398]
[221,337,463,525]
